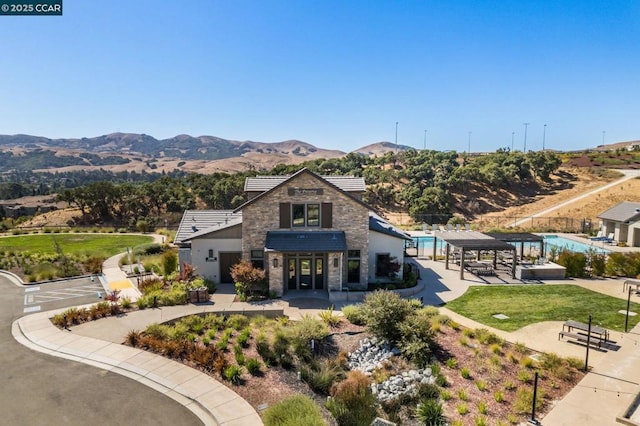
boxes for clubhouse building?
[174,168,411,297]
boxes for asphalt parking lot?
[2,275,202,425]
[23,276,105,314]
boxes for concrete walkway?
[411,256,640,425]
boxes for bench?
[558,331,603,348]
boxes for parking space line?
[23,306,41,313]
[24,287,40,292]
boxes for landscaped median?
[445,284,640,332]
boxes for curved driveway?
[0,275,202,426]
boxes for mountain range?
[0,133,413,173]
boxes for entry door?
[219,252,242,284]
[315,258,324,289]
[299,258,312,289]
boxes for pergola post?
[433,235,437,261]
[460,248,465,280]
[511,248,517,278]
[445,244,450,269]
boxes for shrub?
[504,380,515,390]
[457,388,468,401]
[399,308,436,367]
[456,403,468,415]
[326,371,376,426]
[302,361,343,395]
[223,365,242,385]
[288,315,329,358]
[236,327,251,347]
[520,356,535,369]
[460,367,471,379]
[231,259,266,300]
[263,395,325,426]
[125,329,141,347]
[446,358,458,369]
[440,389,452,401]
[245,357,261,375]
[517,369,532,383]
[475,416,488,426]
[416,399,447,426]
[417,382,440,401]
[476,379,488,391]
[477,400,488,414]
[318,305,342,327]
[513,386,545,414]
[120,296,132,309]
[161,250,178,276]
[558,250,588,278]
[234,345,245,365]
[227,314,249,330]
[361,290,415,344]
[494,390,505,402]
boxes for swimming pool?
[542,235,611,255]
[410,234,611,255]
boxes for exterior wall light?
[333,257,339,268]
[273,258,279,268]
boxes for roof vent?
[636,208,640,213]
[191,225,198,232]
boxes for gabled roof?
[174,210,242,244]
[369,213,412,240]
[597,202,640,223]
[234,168,374,213]
[245,174,366,192]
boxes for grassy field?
[445,284,640,332]
[0,233,154,257]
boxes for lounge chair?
[590,230,605,241]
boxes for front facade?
[175,168,410,297]
[598,201,640,247]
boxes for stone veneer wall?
[241,172,370,295]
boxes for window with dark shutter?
[321,203,332,228]
[279,203,291,228]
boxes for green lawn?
[445,284,640,332]
[0,234,154,257]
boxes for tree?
[230,259,266,301]
[161,251,178,276]
[361,290,415,344]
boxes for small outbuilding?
[597,201,640,247]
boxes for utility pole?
[542,124,547,150]
[511,131,515,151]
[523,123,530,152]
[395,121,399,153]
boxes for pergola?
[486,232,545,258]
[432,231,518,279]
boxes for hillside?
[0,133,408,174]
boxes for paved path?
[411,257,640,424]
[511,169,640,227]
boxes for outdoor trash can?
[189,289,199,303]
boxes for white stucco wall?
[368,231,406,281]
[189,238,242,282]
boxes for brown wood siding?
[321,203,332,228]
[279,202,290,228]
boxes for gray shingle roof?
[369,213,412,240]
[597,201,640,223]
[174,210,242,244]
[245,175,366,192]
[265,231,347,252]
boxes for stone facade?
[241,171,370,294]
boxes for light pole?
[542,124,547,150]
[424,130,427,150]
[395,121,398,153]
[511,131,515,151]
[468,131,472,153]
[523,122,530,152]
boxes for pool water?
[410,234,611,255]
[542,235,611,255]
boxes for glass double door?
[287,253,325,290]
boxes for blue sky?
[1,1,639,152]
